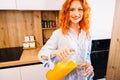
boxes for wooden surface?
[106,0,120,79]
[41,11,59,44]
[41,11,59,21]
[0,47,41,68]
[42,29,55,44]
[0,11,43,48]
[0,10,59,68]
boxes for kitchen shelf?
[23,47,36,50]
[42,27,57,30]
[41,11,59,44]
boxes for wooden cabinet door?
[20,64,49,80]
[0,0,16,10]
[0,67,21,80]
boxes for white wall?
[88,0,115,40]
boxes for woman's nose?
[74,10,80,16]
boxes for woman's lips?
[72,16,80,20]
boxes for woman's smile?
[69,0,83,24]
[72,16,80,20]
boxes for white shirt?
[38,28,92,80]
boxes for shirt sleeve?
[86,37,92,64]
[38,30,59,64]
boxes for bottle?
[51,20,55,27]
[46,52,78,80]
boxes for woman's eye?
[78,8,83,11]
[69,8,74,11]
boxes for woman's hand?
[54,47,75,60]
[77,62,94,78]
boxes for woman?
[38,0,94,80]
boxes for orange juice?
[46,60,77,80]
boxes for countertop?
[0,47,41,68]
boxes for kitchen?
[0,0,120,80]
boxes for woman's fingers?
[57,52,63,60]
[77,62,87,70]
[85,64,94,78]
[60,48,69,59]
[90,71,94,78]
[56,48,75,60]
[77,62,94,78]
[84,66,93,77]
[69,48,75,53]
[86,64,93,73]
[63,48,69,57]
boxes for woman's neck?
[70,23,81,36]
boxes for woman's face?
[69,0,83,24]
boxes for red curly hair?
[58,0,91,37]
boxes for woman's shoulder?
[81,29,91,41]
[52,28,62,35]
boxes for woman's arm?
[38,30,59,63]
[77,37,94,78]
[40,50,57,61]
[38,29,71,63]
[85,38,94,78]
[40,47,75,62]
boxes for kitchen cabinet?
[0,67,21,80]
[20,64,49,80]
[0,0,65,10]
[0,11,43,48]
[16,0,65,10]
[0,0,16,10]
[0,10,59,48]
[88,0,115,40]
[0,64,49,80]
[41,11,59,44]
